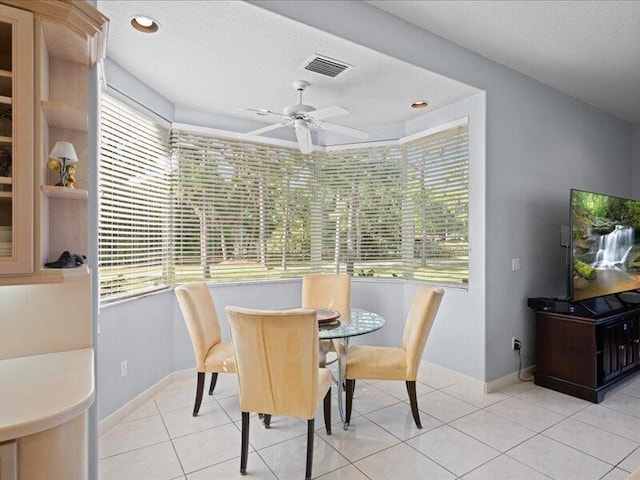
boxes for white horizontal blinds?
[99,95,171,300]
[319,146,404,277]
[171,131,316,282]
[405,123,469,284]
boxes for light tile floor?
[99,368,640,480]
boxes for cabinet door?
[0,4,33,274]
[602,322,623,382]
[629,317,640,367]
[620,320,633,371]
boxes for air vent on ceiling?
[302,54,352,78]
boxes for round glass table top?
[318,309,385,339]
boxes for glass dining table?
[317,309,385,430]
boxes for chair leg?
[323,387,332,435]
[240,412,249,475]
[263,414,271,428]
[406,380,422,429]
[193,372,205,417]
[208,372,218,395]
[345,379,355,424]
[305,419,314,480]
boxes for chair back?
[402,285,444,380]
[175,282,222,371]
[225,306,319,419]
[302,273,351,322]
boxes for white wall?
[252,0,633,382]
[97,290,175,420]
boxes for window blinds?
[99,95,171,300]
[319,146,404,277]
[171,132,317,282]
[405,124,469,283]
[99,94,469,300]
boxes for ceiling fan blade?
[294,120,313,154]
[243,121,291,137]
[306,106,349,121]
[315,121,369,139]
[244,108,290,120]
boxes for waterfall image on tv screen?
[571,189,640,301]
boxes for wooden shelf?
[0,136,10,144]
[0,265,90,286]
[41,185,88,200]
[41,101,87,132]
[38,265,90,283]
[0,73,10,98]
[0,176,11,185]
[0,70,11,78]
[0,191,11,199]
[0,95,11,105]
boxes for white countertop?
[0,348,94,442]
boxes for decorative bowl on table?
[316,309,341,324]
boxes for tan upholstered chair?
[225,306,332,480]
[345,285,444,428]
[175,282,235,416]
[302,273,351,320]
[302,273,351,357]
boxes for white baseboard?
[98,371,187,437]
[420,360,485,391]
[484,365,536,393]
[420,360,536,394]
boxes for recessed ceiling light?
[411,100,429,109]
[131,16,159,33]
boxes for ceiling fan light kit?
[244,80,369,154]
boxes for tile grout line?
[156,396,189,479]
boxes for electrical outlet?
[512,337,522,351]
[120,360,128,378]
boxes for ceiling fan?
[244,80,369,154]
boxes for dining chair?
[302,273,351,358]
[175,282,235,416]
[302,273,351,320]
[225,306,332,480]
[344,285,444,428]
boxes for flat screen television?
[571,189,640,302]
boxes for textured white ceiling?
[368,0,640,124]
[97,1,478,131]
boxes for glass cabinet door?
[0,5,33,274]
[0,18,13,260]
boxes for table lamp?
[48,141,78,188]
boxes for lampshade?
[49,141,78,164]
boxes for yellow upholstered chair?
[302,273,351,320]
[302,273,351,357]
[225,306,332,480]
[175,282,235,416]
[345,285,444,428]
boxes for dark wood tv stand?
[534,299,640,403]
